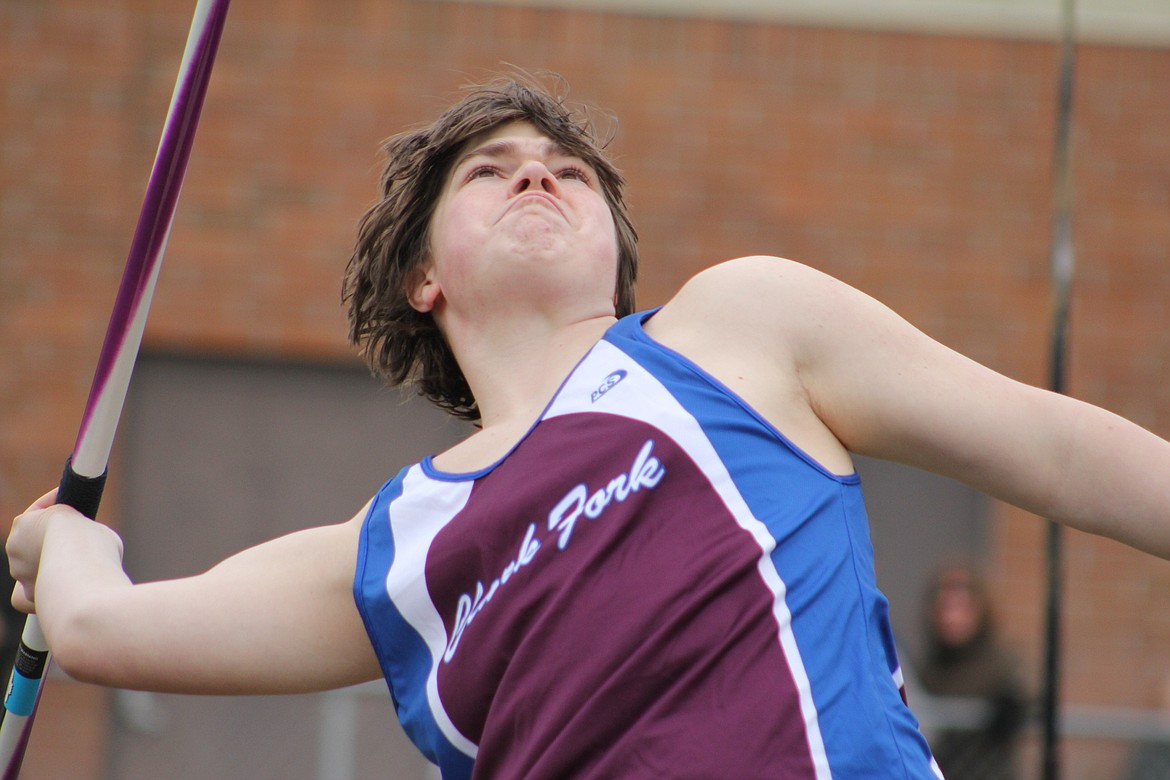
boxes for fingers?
[7,490,62,613]
[30,488,59,511]
[11,584,34,616]
[7,489,124,617]
[7,512,40,609]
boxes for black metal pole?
[1041,1,1077,779]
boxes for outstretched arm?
[659,256,1170,558]
[7,491,382,695]
[797,264,1170,557]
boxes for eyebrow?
[454,138,577,170]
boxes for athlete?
[9,78,1170,778]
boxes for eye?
[466,165,501,181]
[557,165,591,184]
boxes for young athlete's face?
[414,122,620,323]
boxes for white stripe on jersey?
[385,465,479,759]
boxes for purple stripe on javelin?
[73,2,230,456]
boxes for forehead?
[454,121,582,165]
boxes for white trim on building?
[435,0,1170,48]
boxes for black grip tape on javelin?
[57,457,107,520]
[14,643,48,681]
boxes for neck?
[446,310,618,429]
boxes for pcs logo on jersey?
[591,370,627,403]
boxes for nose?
[511,159,560,197]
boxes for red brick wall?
[2,1,1168,776]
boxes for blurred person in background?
[918,564,1027,780]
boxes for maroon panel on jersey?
[423,414,818,779]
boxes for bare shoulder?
[644,256,856,475]
[677,254,840,297]
[646,256,867,378]
[650,256,848,345]
[660,255,823,305]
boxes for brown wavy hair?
[343,75,639,422]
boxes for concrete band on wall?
[439,0,1170,48]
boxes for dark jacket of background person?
[917,565,1028,780]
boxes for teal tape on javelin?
[5,671,39,717]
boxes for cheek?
[581,198,619,255]
[428,199,480,279]
[595,210,622,278]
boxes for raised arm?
[656,256,1170,559]
[7,491,381,695]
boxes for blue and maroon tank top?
[354,310,942,779]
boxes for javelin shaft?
[73,0,232,478]
[0,2,231,776]
[1041,1,1077,779]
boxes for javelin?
[0,1,231,775]
[1041,0,1077,778]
